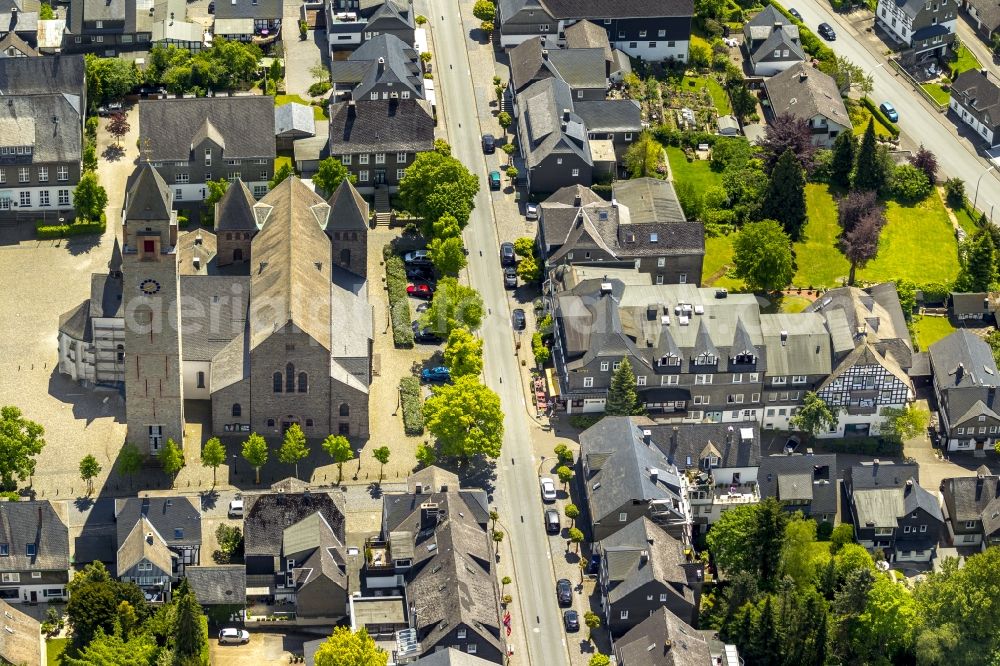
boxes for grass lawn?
[954,204,981,237]
[680,75,733,115]
[47,637,68,666]
[951,44,981,76]
[778,294,814,313]
[793,184,851,288]
[858,194,960,284]
[921,83,950,106]
[851,105,893,138]
[912,315,957,351]
[274,93,327,120]
[701,234,743,290]
[666,146,724,190]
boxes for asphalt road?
[792,0,1000,213]
[426,2,569,663]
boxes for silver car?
[218,628,250,645]
[540,477,557,502]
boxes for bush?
[383,244,414,346]
[308,80,331,97]
[918,281,951,305]
[532,332,550,366]
[859,97,901,137]
[400,376,424,435]
[85,116,99,139]
[35,214,106,239]
[944,177,966,209]
[568,414,603,430]
[890,164,933,202]
[817,520,834,541]
[827,437,902,457]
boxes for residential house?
[406,649,502,666]
[743,5,805,76]
[0,501,69,605]
[597,517,702,636]
[758,311,833,431]
[64,0,196,54]
[757,453,838,522]
[0,599,42,666]
[845,461,943,562]
[538,179,704,285]
[327,98,435,191]
[763,62,852,147]
[876,0,956,60]
[275,102,316,152]
[806,284,915,437]
[328,33,424,102]
[0,55,86,220]
[950,291,999,322]
[929,329,1000,453]
[214,0,282,40]
[614,606,740,666]
[575,99,643,156]
[962,0,1000,44]
[377,482,503,662]
[0,0,39,50]
[579,416,691,541]
[115,497,201,602]
[515,77,594,193]
[508,36,608,100]
[186,565,246,615]
[950,69,1000,146]
[496,0,558,48]
[0,30,40,57]
[138,96,276,201]
[326,0,415,52]
[940,466,1000,549]
[243,488,350,621]
[563,19,632,82]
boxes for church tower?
[122,165,185,456]
[326,180,369,279]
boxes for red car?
[407,283,434,299]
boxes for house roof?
[509,37,607,92]
[0,31,39,57]
[564,19,613,63]
[516,76,592,169]
[542,0,693,19]
[744,5,798,42]
[848,461,919,490]
[0,501,68,572]
[966,0,1000,31]
[214,0,282,20]
[179,275,249,360]
[748,22,805,66]
[0,600,41,666]
[614,606,712,666]
[186,565,247,605]
[327,98,435,154]
[929,330,1000,390]
[90,272,123,319]
[406,466,461,494]
[758,453,838,515]
[951,291,999,316]
[598,517,697,605]
[806,283,911,366]
[330,33,423,100]
[125,164,173,222]
[848,463,941,528]
[115,496,202,549]
[289,512,347,593]
[644,419,762,469]
[117,517,174,574]
[612,178,688,226]
[0,93,81,163]
[138,96,276,162]
[0,53,83,96]
[941,467,999,523]
[409,648,499,666]
[275,103,316,138]
[215,179,259,232]
[764,62,851,131]
[243,490,346,557]
[574,99,642,132]
[325,179,369,231]
[58,300,90,342]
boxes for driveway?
[282,4,327,99]
[209,631,317,665]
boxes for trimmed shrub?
[383,244,414,346]
[889,163,932,202]
[859,97,901,137]
[308,80,331,97]
[918,281,951,305]
[400,376,424,435]
[35,213,106,239]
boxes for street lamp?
[975,165,996,211]
[536,455,548,476]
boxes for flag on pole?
[506,626,512,637]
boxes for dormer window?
[732,352,756,364]
[26,544,35,557]
[0,544,8,556]
[693,353,716,366]
[658,355,680,366]
[650,233,658,243]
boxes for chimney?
[905,479,913,495]
[599,282,613,295]
[192,256,201,270]
[639,549,649,564]
[672,426,678,450]
[726,425,733,446]
[957,363,965,384]
[642,429,652,445]
[194,232,203,246]
[146,532,154,544]
[773,21,783,31]
[983,69,990,77]
[780,330,788,346]
[977,474,985,501]
[542,49,549,60]
[573,194,581,206]
[377,57,385,77]
[799,70,809,82]
[562,108,571,121]
[649,468,659,482]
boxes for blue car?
[879,101,898,123]
[421,366,451,383]
[489,170,501,190]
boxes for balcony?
[364,537,393,570]
[685,476,759,505]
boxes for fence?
[888,58,948,113]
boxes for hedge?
[859,97,901,137]
[769,2,836,65]
[383,244,414,347]
[35,214,106,239]
[400,376,424,435]
[826,437,902,457]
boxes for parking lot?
[209,630,318,665]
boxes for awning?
[246,586,273,596]
[545,367,560,397]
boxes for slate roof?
[329,33,423,100]
[614,606,712,666]
[848,461,919,491]
[745,5,798,42]
[951,291,998,317]
[599,517,698,605]
[177,228,218,276]
[275,103,316,138]
[90,272,123,319]
[0,600,41,666]
[117,517,173,574]
[327,98,435,154]
[288,512,347,594]
[179,275,249,360]
[243,490,346,557]
[138,96,276,162]
[966,0,1000,32]
[574,99,642,132]
[564,19,613,63]
[929,330,1000,390]
[215,179,259,232]
[0,31,39,57]
[406,466,461,494]
[509,37,607,93]
[747,21,805,67]
[764,62,851,131]
[807,283,911,366]
[0,93,81,163]
[124,164,173,222]
[941,467,1000,523]
[214,0,282,20]
[542,0,693,19]
[409,648,499,666]
[848,463,941,528]
[643,419,762,469]
[612,178,688,226]
[0,501,69,572]
[758,453,838,515]
[186,565,246,605]
[58,300,90,341]
[0,53,83,96]
[115,497,202,550]
[516,76,592,169]
[326,179,369,231]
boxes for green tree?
[269,162,294,189]
[624,131,663,178]
[373,446,390,484]
[443,327,484,377]
[117,443,143,489]
[105,112,130,147]
[160,438,184,487]
[564,503,580,525]
[498,111,512,133]
[568,526,585,553]
[62,628,158,666]
[957,226,999,292]
[472,0,495,21]
[889,163,932,202]
[314,157,357,197]
[584,610,601,639]
[173,585,206,663]
[605,357,644,416]
[204,178,230,207]
[516,255,542,282]
[830,523,854,552]
[732,219,794,292]
[860,574,918,660]
[481,20,494,36]
[73,171,108,222]
[427,235,467,275]
[214,524,243,564]
[790,392,838,439]
[201,437,226,489]
[554,443,573,464]
[705,499,788,588]
[431,212,461,239]
[556,464,574,489]
[589,655,610,666]
[834,543,875,580]
[853,119,884,193]
[881,405,929,443]
[322,434,353,485]
[0,406,45,491]
[762,149,807,239]
[40,2,54,19]
[532,332,550,366]
[279,423,310,480]
[67,561,149,648]
[830,131,856,188]
[83,142,98,173]
[399,151,479,230]
[433,138,451,155]
[314,627,388,666]
[79,455,101,496]
[782,515,823,588]
[513,236,536,258]
[415,442,437,467]
[424,375,504,459]
[85,55,140,105]
[242,433,268,484]
[422,277,485,336]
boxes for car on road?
[412,321,442,343]
[818,22,836,40]
[556,578,572,606]
[545,509,560,534]
[489,170,501,190]
[500,242,516,265]
[879,101,899,122]
[788,7,802,19]
[512,308,526,330]
[403,250,431,265]
[525,203,538,220]
[421,366,451,383]
[540,477,557,502]
[228,497,243,518]
[563,609,580,632]
[218,628,250,645]
[482,133,496,154]
[407,283,434,299]
[504,266,517,289]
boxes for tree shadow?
[102,144,125,162]
[367,481,384,499]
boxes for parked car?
[504,266,517,289]
[512,308,526,330]
[587,553,601,575]
[421,366,451,383]
[218,628,250,645]
[228,497,244,518]
[818,22,836,40]
[540,477,557,502]
[406,265,434,280]
[879,101,898,122]
[482,133,496,154]
[545,509,560,534]
[415,301,431,313]
[407,283,434,299]
[500,242,516,266]
[784,435,801,454]
[489,170,501,190]
[788,7,802,19]
[403,250,431,265]
[556,578,572,606]
[525,203,538,220]
[412,321,442,343]
[97,102,124,116]
[563,609,580,632]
